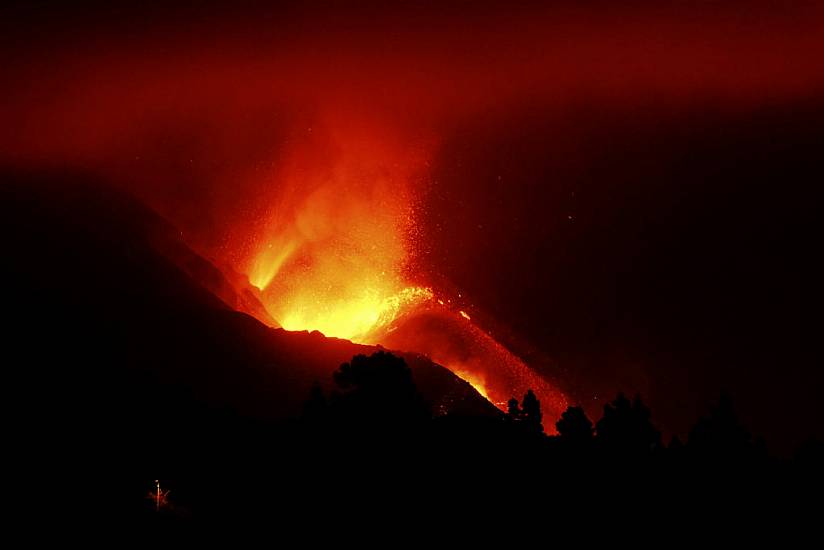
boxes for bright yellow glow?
[240,122,570,417]
[248,125,433,343]
[243,124,523,406]
[279,285,433,342]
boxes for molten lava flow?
[278,285,434,342]
[377,306,569,423]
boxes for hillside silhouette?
[1,170,496,521]
[3,170,820,533]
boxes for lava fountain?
[246,121,567,419]
[247,123,433,342]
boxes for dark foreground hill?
[1,170,496,522]
[3,170,820,534]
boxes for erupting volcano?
[6,0,821,455]
[5,7,824,526]
[237,121,567,417]
[246,125,430,342]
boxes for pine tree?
[521,390,543,433]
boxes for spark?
[148,480,170,512]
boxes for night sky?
[3,1,823,452]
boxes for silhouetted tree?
[595,393,660,455]
[687,391,753,462]
[556,406,593,443]
[507,397,521,421]
[521,389,543,433]
[329,351,430,427]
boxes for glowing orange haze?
[247,124,431,341]
[235,118,569,417]
[3,2,824,438]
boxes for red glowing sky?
[0,7,816,290]
[3,2,824,447]
[3,4,822,256]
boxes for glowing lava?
[278,285,433,342]
[246,120,566,418]
[248,122,432,342]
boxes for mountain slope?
[2,169,497,454]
